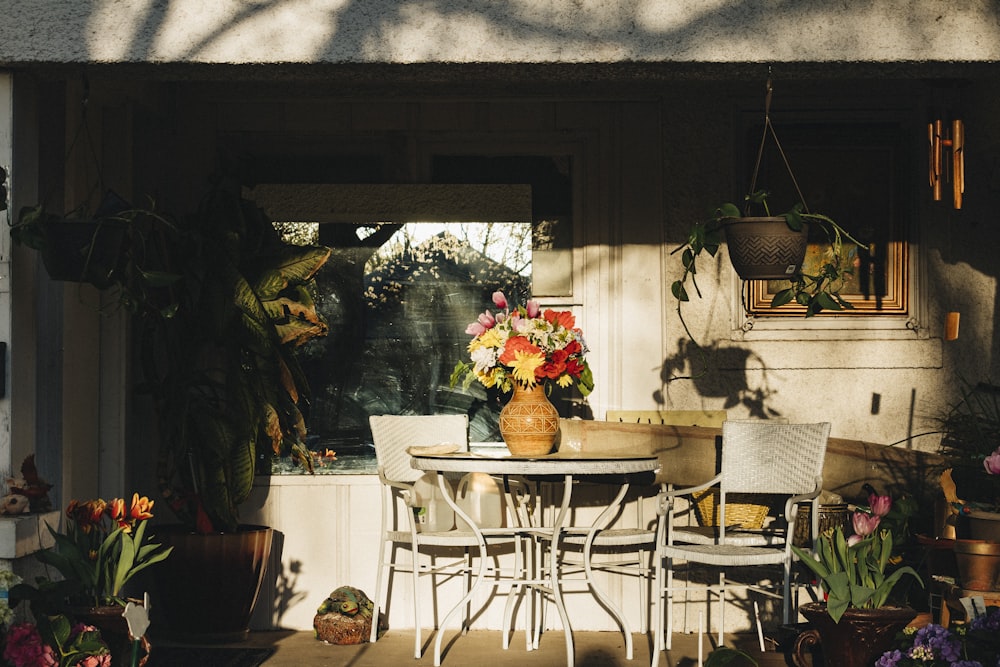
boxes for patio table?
[410,450,661,667]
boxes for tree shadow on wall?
[655,337,782,419]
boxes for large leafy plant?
[135,177,331,533]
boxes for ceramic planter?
[793,602,916,667]
[149,524,273,642]
[723,217,808,280]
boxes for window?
[252,181,574,472]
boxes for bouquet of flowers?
[451,291,593,396]
[791,493,923,623]
[876,607,1000,666]
[3,616,110,667]
[23,494,172,609]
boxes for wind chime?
[928,116,965,209]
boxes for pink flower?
[74,654,111,667]
[3,623,57,667]
[477,310,496,329]
[868,493,892,517]
[852,511,881,537]
[847,533,864,547]
[491,291,507,309]
[465,322,486,336]
[525,299,540,318]
[984,448,1000,475]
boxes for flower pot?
[724,217,809,280]
[149,524,273,642]
[69,603,140,667]
[967,508,1000,542]
[953,539,1000,591]
[39,218,127,288]
[792,602,916,667]
[498,384,559,457]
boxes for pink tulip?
[852,511,881,537]
[477,310,496,329]
[985,449,1000,475]
[526,299,540,318]
[492,291,507,309]
[465,322,486,336]
[847,533,864,547]
[868,493,892,517]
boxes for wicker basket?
[692,489,770,529]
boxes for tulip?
[526,299,540,318]
[985,449,1000,475]
[852,510,881,537]
[477,310,496,329]
[868,493,892,517]
[465,322,486,336]
[129,493,154,521]
[492,291,507,309]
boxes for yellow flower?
[475,328,504,350]
[510,351,545,386]
[556,374,574,388]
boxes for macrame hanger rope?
[746,75,810,215]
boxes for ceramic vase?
[792,602,916,667]
[498,383,559,457]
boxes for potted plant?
[123,175,331,641]
[672,189,864,318]
[10,190,143,289]
[9,493,169,665]
[789,497,923,667]
[875,606,1000,666]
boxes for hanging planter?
[12,190,134,289]
[723,216,809,280]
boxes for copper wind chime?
[929,117,965,209]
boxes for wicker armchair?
[369,414,528,658]
[650,420,830,662]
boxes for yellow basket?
[692,489,770,529]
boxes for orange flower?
[107,497,126,523]
[498,335,541,366]
[129,493,155,521]
[543,309,575,330]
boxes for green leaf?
[671,281,690,302]
[682,248,695,272]
[770,289,794,308]
[718,202,741,218]
[782,210,804,231]
[815,292,841,311]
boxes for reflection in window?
[272,221,532,473]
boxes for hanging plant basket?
[724,216,809,280]
[38,217,127,288]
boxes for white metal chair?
[650,420,830,664]
[369,414,529,659]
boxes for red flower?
[539,349,569,379]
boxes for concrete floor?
[186,628,794,666]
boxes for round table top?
[410,450,660,476]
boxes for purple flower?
[875,649,904,667]
[907,624,962,663]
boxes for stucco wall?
[1,1,999,66]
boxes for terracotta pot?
[793,602,916,667]
[967,508,1000,542]
[149,524,273,642]
[498,383,559,456]
[953,538,1000,591]
[724,217,809,280]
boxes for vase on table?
[499,383,559,456]
[792,602,916,667]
